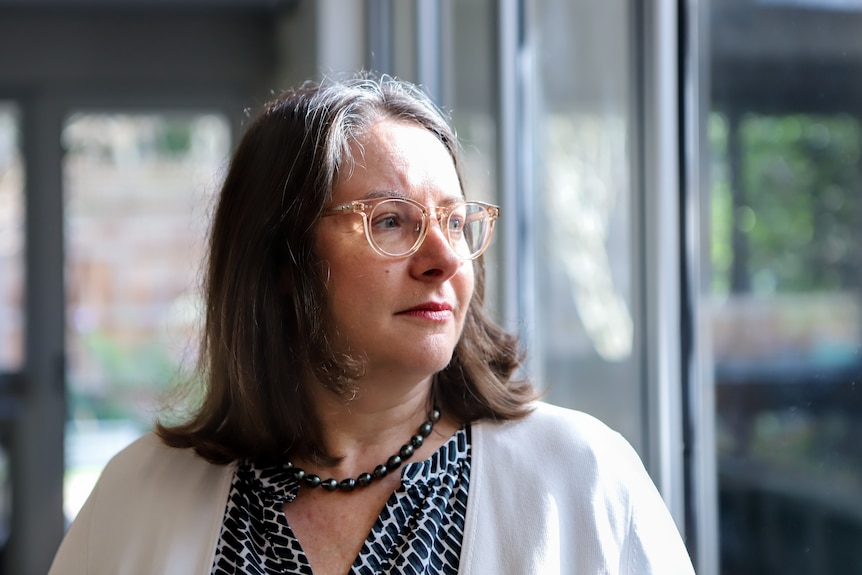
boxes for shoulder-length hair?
[157,74,535,464]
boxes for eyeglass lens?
[369,199,491,258]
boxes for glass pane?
[62,112,230,521]
[709,2,862,572]
[0,102,23,549]
[0,104,24,372]
[532,0,640,442]
[449,0,500,302]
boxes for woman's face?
[315,119,475,383]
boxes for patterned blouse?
[210,426,472,574]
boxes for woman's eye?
[372,213,402,229]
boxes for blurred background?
[1,0,861,573]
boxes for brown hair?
[156,73,535,464]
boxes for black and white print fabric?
[210,426,471,574]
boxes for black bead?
[304,474,321,488]
[410,434,424,448]
[387,454,402,469]
[430,408,441,422]
[399,444,414,459]
[419,422,433,437]
[357,473,373,487]
[322,478,338,491]
[292,468,306,481]
[339,478,357,492]
[373,465,388,479]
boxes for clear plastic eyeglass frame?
[321,196,500,260]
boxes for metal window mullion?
[10,95,67,575]
[640,0,686,530]
[416,0,442,104]
[682,0,719,573]
[367,0,394,74]
[497,0,535,366]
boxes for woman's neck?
[300,375,438,477]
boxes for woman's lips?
[397,302,453,321]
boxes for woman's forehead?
[333,120,461,202]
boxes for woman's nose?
[411,217,462,279]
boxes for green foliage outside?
[68,331,197,426]
[710,112,862,295]
[157,120,193,156]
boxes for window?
[0,104,24,372]
[0,102,23,551]
[705,2,862,572]
[531,0,642,445]
[62,112,230,520]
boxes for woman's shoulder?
[97,432,200,478]
[465,406,695,574]
[472,401,643,480]
[97,432,234,496]
[476,401,626,447]
[83,432,232,522]
[50,432,235,574]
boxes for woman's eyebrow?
[358,190,465,205]
[360,189,405,200]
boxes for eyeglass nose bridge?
[399,210,440,258]
[420,205,461,251]
[425,206,452,233]
[420,203,497,261]
[429,205,456,229]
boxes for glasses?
[322,196,500,260]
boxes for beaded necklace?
[286,406,442,493]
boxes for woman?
[49,75,695,574]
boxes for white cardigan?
[49,402,695,574]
